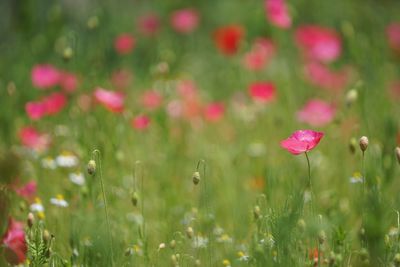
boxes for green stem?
[304,152,314,215]
[362,151,365,197]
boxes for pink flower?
[170,8,199,34]
[243,38,276,71]
[94,88,125,113]
[31,64,61,89]
[213,25,245,56]
[177,80,198,100]
[204,102,225,122]
[248,82,277,103]
[111,69,133,89]
[137,13,160,36]
[114,34,135,55]
[304,61,350,91]
[15,180,37,200]
[25,101,47,120]
[42,92,67,115]
[281,130,324,155]
[140,90,163,110]
[297,99,336,127]
[265,0,291,29]
[1,218,27,265]
[19,126,51,152]
[132,115,150,130]
[386,23,400,54]
[60,72,79,93]
[295,25,341,63]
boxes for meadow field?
[1,0,400,266]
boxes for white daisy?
[69,172,85,186]
[50,194,69,207]
[56,152,78,168]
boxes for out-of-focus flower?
[297,99,336,127]
[295,25,342,62]
[140,90,163,110]
[25,101,47,120]
[114,33,135,55]
[50,194,69,207]
[248,81,276,103]
[30,198,44,213]
[111,69,133,90]
[137,13,160,36]
[204,102,225,122]
[265,0,291,29]
[243,38,276,71]
[388,81,400,100]
[170,8,199,34]
[56,151,78,168]
[1,218,27,265]
[213,25,245,55]
[60,72,79,93]
[94,87,125,113]
[304,61,351,91]
[280,130,324,155]
[19,126,51,152]
[69,172,85,186]
[42,92,67,116]
[41,157,57,169]
[132,115,151,130]
[192,235,208,248]
[31,64,61,89]
[349,172,363,184]
[15,180,37,200]
[386,22,400,54]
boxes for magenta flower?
[297,99,336,127]
[31,64,61,89]
[94,87,125,113]
[204,102,225,122]
[15,180,37,200]
[19,126,51,152]
[248,81,277,103]
[42,92,67,115]
[2,218,27,265]
[114,34,135,55]
[295,25,341,63]
[132,115,151,130]
[280,130,324,155]
[140,90,163,110]
[170,8,199,34]
[386,22,400,54]
[265,0,291,29]
[137,13,160,36]
[25,101,47,120]
[304,61,351,91]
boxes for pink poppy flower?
[248,82,277,103]
[42,92,67,115]
[304,61,350,91]
[19,126,51,152]
[2,218,27,265]
[140,90,163,110]
[132,115,150,130]
[137,13,160,36]
[60,72,79,93]
[204,102,225,122]
[213,25,245,56]
[243,38,276,71]
[25,101,47,120]
[31,64,61,89]
[297,99,336,127]
[93,87,125,113]
[111,69,133,89]
[386,23,400,54]
[15,180,37,200]
[281,130,324,155]
[265,0,291,29]
[295,25,341,62]
[114,34,135,55]
[170,8,199,34]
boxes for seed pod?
[186,227,194,239]
[359,136,369,152]
[318,230,326,245]
[43,230,51,243]
[27,212,35,228]
[169,239,176,249]
[349,138,357,154]
[192,171,200,185]
[87,160,96,175]
[253,205,261,220]
[395,147,400,165]
[131,191,139,207]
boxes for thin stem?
[304,152,314,215]
[92,149,114,266]
[362,151,365,197]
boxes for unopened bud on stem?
[359,136,369,152]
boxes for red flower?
[114,34,135,55]
[31,64,61,89]
[204,102,225,122]
[386,22,400,54]
[295,25,341,62]
[94,87,125,113]
[297,99,336,127]
[280,130,324,155]
[131,115,151,130]
[25,101,47,120]
[19,126,51,152]
[265,0,291,29]
[170,8,199,34]
[137,13,160,36]
[213,25,245,55]
[248,81,277,103]
[42,92,67,115]
[1,218,27,265]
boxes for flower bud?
[131,191,139,207]
[394,253,400,267]
[27,212,35,228]
[253,205,261,220]
[87,160,96,175]
[186,227,194,239]
[63,47,73,61]
[345,89,358,107]
[349,138,357,154]
[318,230,326,245]
[395,147,400,165]
[359,136,369,152]
[169,239,176,249]
[43,229,51,243]
[192,171,200,185]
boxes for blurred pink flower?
[386,22,400,54]
[132,115,151,130]
[43,92,67,115]
[114,34,135,55]
[94,88,125,113]
[297,99,335,127]
[243,38,276,71]
[304,61,350,91]
[137,13,160,36]
[213,25,245,56]
[204,102,225,122]
[177,80,198,99]
[19,126,51,152]
[31,64,61,89]
[111,69,133,90]
[15,180,37,200]
[25,101,47,120]
[265,0,291,29]
[166,100,183,118]
[281,130,324,155]
[248,81,277,103]
[170,8,199,34]
[140,90,163,110]
[2,218,27,265]
[295,25,341,62]
[60,72,79,93]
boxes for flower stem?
[305,152,314,215]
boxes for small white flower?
[56,152,78,168]
[41,157,57,169]
[349,172,364,184]
[30,202,44,212]
[50,195,69,207]
[192,236,208,248]
[69,172,85,186]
